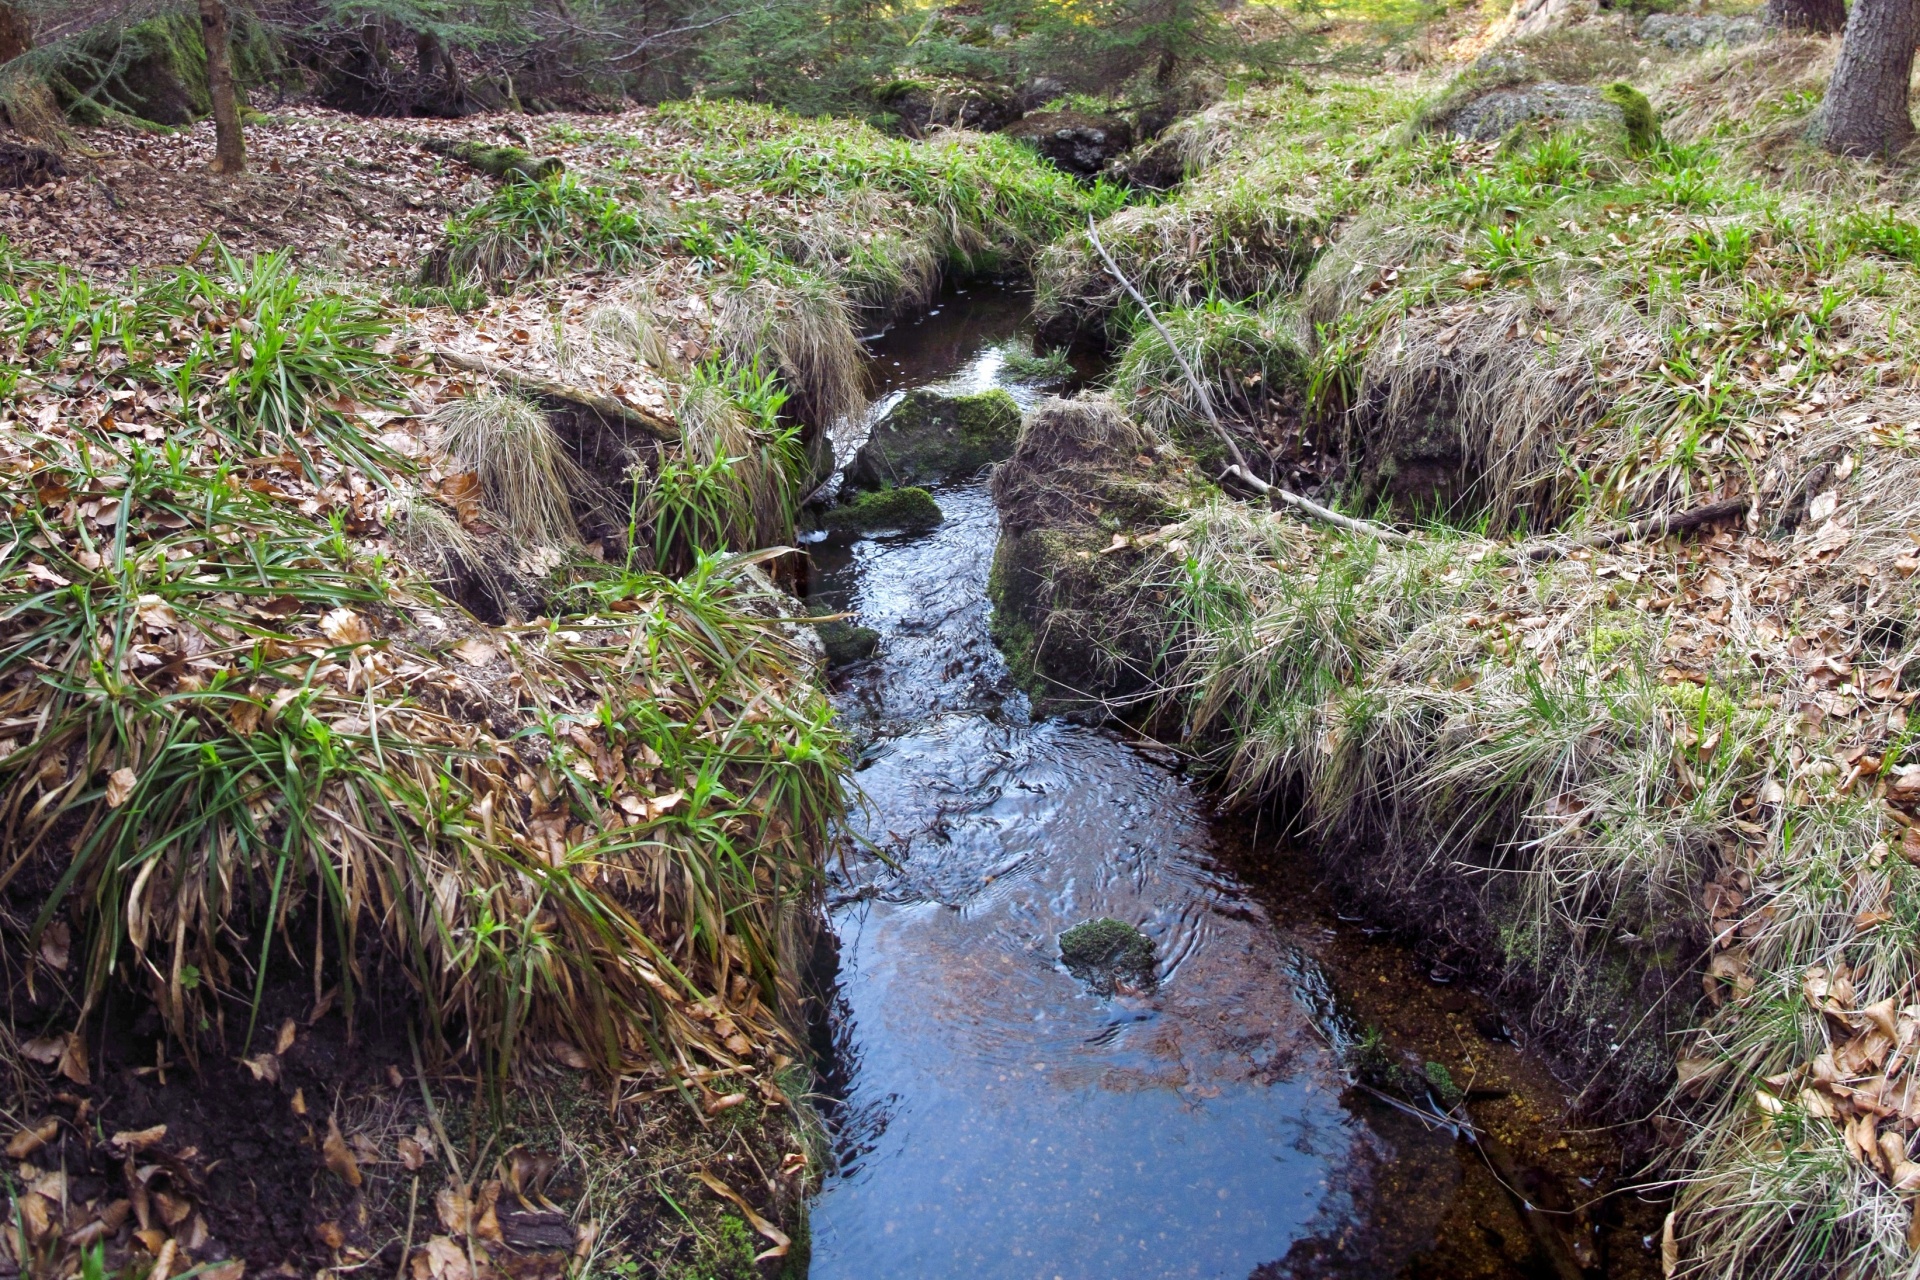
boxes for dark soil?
[0,142,63,189]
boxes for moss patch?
[1059,917,1155,991]
[818,485,943,533]
[846,387,1021,489]
[817,619,881,665]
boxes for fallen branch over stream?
[1084,217,1412,547]
[431,347,678,441]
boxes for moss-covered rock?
[819,485,944,533]
[846,387,1021,490]
[1600,81,1658,152]
[817,620,881,666]
[1059,917,1155,992]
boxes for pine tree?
[1820,0,1920,157]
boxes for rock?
[1639,13,1766,49]
[876,79,1018,137]
[1059,918,1155,993]
[1435,82,1624,142]
[816,620,881,666]
[847,387,1021,490]
[818,485,944,534]
[1003,110,1135,178]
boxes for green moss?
[817,620,881,665]
[450,141,565,183]
[818,485,943,533]
[1059,917,1155,990]
[846,387,1020,489]
[1601,82,1658,153]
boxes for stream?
[800,286,1662,1280]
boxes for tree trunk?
[1822,0,1920,156]
[196,0,246,174]
[0,2,32,65]
[1767,0,1846,31]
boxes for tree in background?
[1820,0,1918,156]
[1765,0,1845,33]
[1012,0,1245,94]
[198,0,246,170]
[0,2,30,64]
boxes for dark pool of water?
[801,286,1659,1280]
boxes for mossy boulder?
[1059,917,1155,992]
[1600,82,1658,153]
[818,485,943,534]
[846,387,1021,491]
[817,620,880,666]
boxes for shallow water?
[802,286,1659,1280]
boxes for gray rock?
[847,387,1022,490]
[1003,110,1135,177]
[1638,12,1767,49]
[1440,82,1624,141]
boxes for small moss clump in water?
[817,619,880,665]
[1060,917,1155,991]
[1601,82,1657,153]
[818,485,943,533]
[1002,343,1075,383]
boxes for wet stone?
[846,387,1021,490]
[1059,917,1156,993]
[817,620,881,666]
[819,485,944,533]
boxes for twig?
[1084,216,1247,474]
[1522,496,1749,561]
[431,347,678,441]
[395,1176,419,1280]
[1084,216,1412,546]
[1222,464,1418,545]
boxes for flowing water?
[801,286,1662,1280]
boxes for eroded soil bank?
[800,291,1666,1279]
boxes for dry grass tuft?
[434,391,591,548]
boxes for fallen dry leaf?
[451,636,498,665]
[111,1124,167,1152]
[20,1034,65,1065]
[323,1116,362,1188]
[548,1041,590,1070]
[320,607,373,646]
[201,1262,245,1280]
[413,1236,472,1280]
[315,1221,346,1249]
[5,1118,57,1159]
[694,1171,789,1260]
[105,767,138,808]
[398,1134,427,1170]
[154,1191,193,1228]
[14,1193,52,1242]
[38,920,69,971]
[276,1018,298,1055]
[436,1187,472,1234]
[240,1053,281,1083]
[57,1032,90,1085]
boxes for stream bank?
[799,287,1665,1279]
